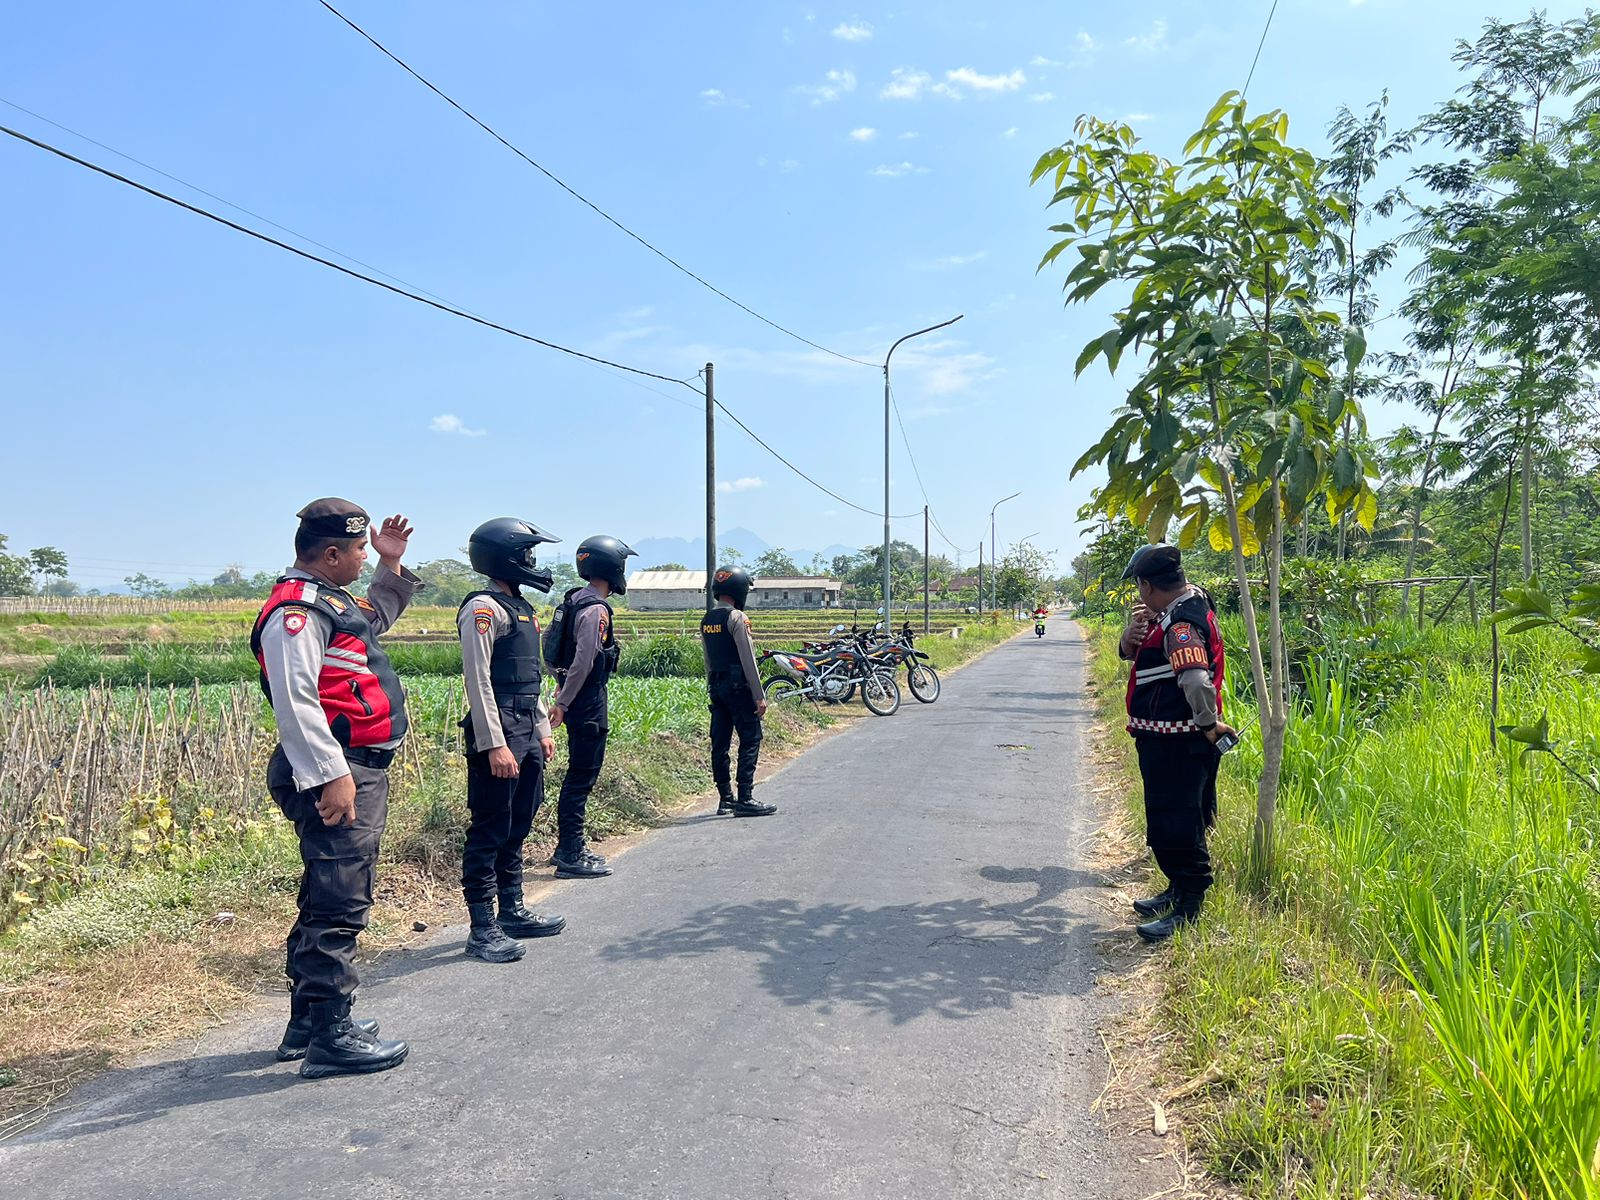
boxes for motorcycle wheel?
[764,676,802,702]
[861,671,901,716]
[907,664,941,704]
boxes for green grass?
[1090,617,1600,1199]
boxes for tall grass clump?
[1093,618,1600,1198]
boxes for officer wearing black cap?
[542,534,637,877]
[457,518,568,963]
[701,566,777,817]
[1116,543,1234,942]
[248,498,417,1077]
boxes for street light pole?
[884,315,963,624]
[989,491,1021,611]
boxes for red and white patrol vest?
[249,576,409,748]
[1125,590,1225,736]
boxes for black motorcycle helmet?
[468,517,562,592]
[711,565,755,610]
[575,534,638,595]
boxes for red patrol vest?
[249,576,409,749]
[1124,590,1225,736]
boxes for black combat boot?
[299,999,409,1079]
[465,900,526,962]
[716,792,736,815]
[277,1000,380,1062]
[1131,882,1177,918]
[551,840,612,878]
[497,889,567,938]
[1137,891,1204,943]
[730,792,777,818]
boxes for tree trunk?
[1489,457,1517,746]
[1520,409,1534,582]
[1401,403,1450,619]
[1256,476,1289,884]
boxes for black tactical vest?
[544,586,619,693]
[700,604,742,676]
[460,589,542,699]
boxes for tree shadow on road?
[598,863,1107,1025]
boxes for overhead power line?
[317,0,877,368]
[1242,0,1281,97]
[0,123,695,388]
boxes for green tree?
[644,561,689,571]
[28,546,69,589]
[753,548,801,578]
[124,572,172,598]
[1034,93,1376,878]
[0,535,35,596]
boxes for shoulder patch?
[597,610,611,640]
[282,607,309,636]
[321,594,347,614]
[1170,622,1195,643]
[475,614,492,635]
[353,596,375,612]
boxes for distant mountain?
[631,527,772,571]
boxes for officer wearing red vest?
[249,498,417,1078]
[456,517,567,963]
[1117,544,1234,942]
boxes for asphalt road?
[3,626,1163,1199]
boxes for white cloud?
[700,88,748,109]
[1002,126,1018,138]
[899,130,920,139]
[779,158,800,173]
[1125,19,1168,52]
[430,413,485,438]
[946,66,1027,93]
[849,127,878,141]
[701,88,724,102]
[797,68,856,104]
[1125,112,1155,124]
[716,476,766,494]
[870,161,930,178]
[881,67,931,99]
[1030,55,1061,67]
[893,338,998,396]
[922,251,986,268]
[832,20,873,41]
[1077,31,1098,53]
[1030,92,1055,102]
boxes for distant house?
[625,570,843,611]
[947,574,980,592]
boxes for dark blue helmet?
[469,517,561,592]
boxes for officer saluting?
[249,499,417,1078]
[543,535,637,878]
[1117,544,1234,942]
[701,566,777,817]
[456,518,568,964]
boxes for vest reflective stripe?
[1124,591,1225,736]
[250,576,409,748]
[700,604,742,675]
[460,589,542,699]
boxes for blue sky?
[1,2,1588,590]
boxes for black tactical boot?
[497,889,566,938]
[1131,883,1177,918]
[716,793,736,815]
[277,1002,380,1062]
[1137,892,1204,943]
[465,900,526,962]
[299,999,409,1079]
[730,793,777,818]
[551,841,612,878]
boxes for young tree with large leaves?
[1033,93,1376,879]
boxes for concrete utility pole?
[883,316,963,623]
[705,362,716,605]
[989,491,1021,611]
[923,506,930,635]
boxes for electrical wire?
[1242,0,1281,97]
[0,123,696,389]
[886,381,971,555]
[317,0,879,369]
[0,96,459,308]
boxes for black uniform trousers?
[462,698,545,904]
[267,745,389,1010]
[708,671,763,799]
[556,687,608,850]
[1135,733,1220,897]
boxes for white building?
[625,570,843,611]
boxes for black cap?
[296,497,370,540]
[1121,543,1182,581]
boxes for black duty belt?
[344,746,397,770]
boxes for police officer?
[701,566,777,818]
[249,499,416,1078]
[1117,544,1234,942]
[457,518,568,963]
[543,534,637,878]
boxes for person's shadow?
[598,862,1107,1025]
